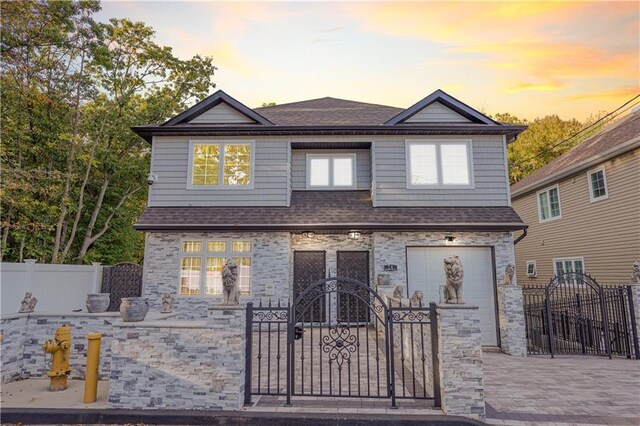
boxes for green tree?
[1,1,217,264]
[495,113,607,184]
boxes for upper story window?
[587,167,608,202]
[405,140,473,188]
[180,239,252,296]
[306,154,356,189]
[537,185,561,222]
[187,140,254,189]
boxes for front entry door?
[293,251,326,322]
[337,251,370,323]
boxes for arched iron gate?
[245,277,440,407]
[523,272,639,358]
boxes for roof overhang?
[134,222,527,232]
[132,124,527,143]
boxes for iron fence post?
[430,302,441,409]
[626,286,640,359]
[618,287,632,358]
[387,307,397,408]
[599,287,612,359]
[545,286,555,358]
[286,302,293,406]
[244,302,253,406]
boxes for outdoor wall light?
[347,231,361,240]
[303,232,315,238]
[445,236,456,242]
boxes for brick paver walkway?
[483,351,640,425]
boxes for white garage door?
[406,247,498,346]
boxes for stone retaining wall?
[108,306,246,410]
[0,312,121,383]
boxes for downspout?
[513,227,528,245]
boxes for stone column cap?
[208,304,247,311]
[436,303,479,310]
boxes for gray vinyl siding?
[149,134,510,207]
[291,149,371,190]
[149,136,288,206]
[404,102,471,123]
[374,135,510,206]
[513,148,640,285]
[188,103,255,124]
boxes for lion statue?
[632,261,640,284]
[410,290,424,307]
[500,263,515,285]
[443,255,464,304]
[222,258,240,305]
[392,285,404,299]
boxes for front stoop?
[1,408,484,426]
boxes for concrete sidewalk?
[0,378,109,409]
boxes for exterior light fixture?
[445,236,455,242]
[347,231,361,240]
[303,232,315,238]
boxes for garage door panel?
[407,247,498,346]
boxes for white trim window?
[526,261,537,277]
[306,154,357,189]
[537,185,561,222]
[179,239,252,296]
[187,140,254,188]
[405,140,473,188]
[587,167,608,202]
[553,257,585,285]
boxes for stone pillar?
[496,284,527,357]
[436,304,485,421]
[91,262,102,293]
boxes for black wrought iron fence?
[523,273,639,359]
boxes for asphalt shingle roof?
[254,97,404,126]
[135,191,524,231]
[511,111,640,196]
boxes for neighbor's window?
[554,257,585,285]
[179,239,252,296]
[588,167,608,202]
[307,154,356,189]
[537,185,561,222]
[189,141,253,188]
[406,140,472,187]
[526,261,537,277]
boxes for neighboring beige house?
[511,110,640,285]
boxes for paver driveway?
[483,350,640,425]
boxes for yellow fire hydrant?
[42,324,72,391]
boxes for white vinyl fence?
[1,260,103,315]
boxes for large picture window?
[406,140,473,188]
[306,154,356,189]
[537,185,561,222]
[179,239,252,296]
[188,141,254,188]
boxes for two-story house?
[511,109,640,285]
[132,89,527,346]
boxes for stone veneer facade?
[496,285,527,356]
[144,230,515,314]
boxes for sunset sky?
[97,1,639,121]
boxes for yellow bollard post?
[83,332,102,403]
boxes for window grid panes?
[538,186,561,221]
[526,261,536,277]
[407,141,471,186]
[190,143,252,187]
[180,240,252,296]
[180,257,201,295]
[589,170,607,199]
[192,144,220,185]
[554,258,584,285]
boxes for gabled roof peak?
[162,89,274,126]
[384,89,499,126]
